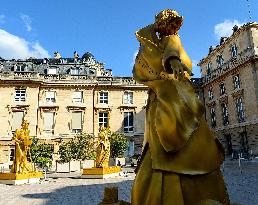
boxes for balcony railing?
[202,47,253,84]
[0,72,145,86]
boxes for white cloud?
[0,14,5,24]
[214,20,243,40]
[20,14,32,32]
[0,29,50,59]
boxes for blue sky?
[0,0,257,77]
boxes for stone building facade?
[198,22,258,156]
[0,52,148,168]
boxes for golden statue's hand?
[166,58,191,80]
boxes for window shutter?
[72,112,82,129]
[44,112,54,130]
[46,91,55,99]
[12,112,24,130]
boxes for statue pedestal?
[0,171,43,185]
[81,166,122,179]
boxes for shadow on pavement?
[22,179,133,205]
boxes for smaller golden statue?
[95,125,111,168]
[11,120,33,173]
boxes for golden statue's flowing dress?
[131,24,230,205]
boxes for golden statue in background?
[11,120,33,173]
[95,125,111,168]
[132,9,230,205]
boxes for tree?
[58,133,96,163]
[109,132,128,158]
[30,137,54,168]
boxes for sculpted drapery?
[131,9,230,205]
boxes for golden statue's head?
[154,9,183,36]
[21,120,29,130]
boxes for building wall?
[199,23,258,155]
[0,74,148,164]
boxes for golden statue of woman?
[95,125,110,168]
[132,9,230,205]
[11,120,33,173]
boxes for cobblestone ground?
[0,160,257,205]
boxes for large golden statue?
[11,120,33,173]
[132,9,230,205]
[95,125,111,168]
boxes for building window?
[9,148,15,161]
[99,112,108,128]
[99,91,108,104]
[15,88,26,101]
[210,107,216,128]
[48,68,57,74]
[219,83,226,96]
[16,65,25,72]
[233,74,240,89]
[71,112,82,133]
[12,111,24,131]
[73,91,83,102]
[231,44,238,58]
[216,54,224,67]
[124,112,134,133]
[207,62,212,74]
[43,112,54,134]
[208,87,214,100]
[70,68,80,75]
[236,97,245,123]
[221,103,229,126]
[123,91,133,104]
[45,91,56,103]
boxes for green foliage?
[30,137,54,168]
[58,133,96,163]
[109,132,128,158]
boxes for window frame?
[45,91,56,103]
[216,54,224,67]
[219,83,226,96]
[208,87,214,100]
[99,91,108,104]
[71,111,83,133]
[99,112,108,128]
[73,91,83,103]
[236,97,245,123]
[210,107,216,128]
[221,103,229,126]
[43,112,55,134]
[231,44,238,58]
[123,91,133,104]
[124,111,134,133]
[207,62,212,74]
[70,67,80,75]
[15,88,26,102]
[233,74,240,90]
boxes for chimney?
[220,37,227,45]
[209,46,214,54]
[233,25,239,33]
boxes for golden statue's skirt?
[132,149,230,205]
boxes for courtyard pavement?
[0,159,257,205]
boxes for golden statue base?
[82,166,122,179]
[0,171,43,185]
